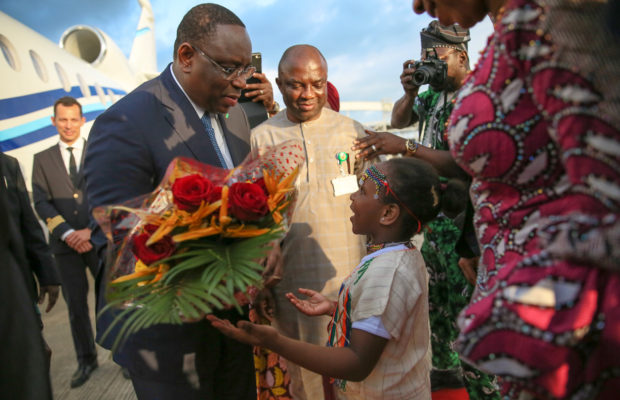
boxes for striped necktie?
[201,113,226,167]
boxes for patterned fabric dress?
[447,0,620,398]
[415,89,500,398]
[249,308,293,400]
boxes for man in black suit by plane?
[32,96,99,388]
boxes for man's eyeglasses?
[191,44,256,81]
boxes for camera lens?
[412,66,433,86]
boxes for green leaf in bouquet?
[179,289,216,314]
[204,264,229,293]
[161,254,217,283]
[199,261,220,284]
[101,229,286,353]
[225,278,235,299]
[208,284,236,307]
[175,292,202,320]
[235,264,263,285]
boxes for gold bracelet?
[405,139,419,156]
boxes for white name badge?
[331,174,359,197]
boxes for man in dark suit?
[2,153,60,317]
[32,96,100,388]
[0,159,54,400]
[84,4,258,399]
[1,152,60,373]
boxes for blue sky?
[1,0,493,122]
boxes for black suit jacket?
[83,65,252,380]
[0,165,53,400]
[1,153,60,296]
[85,65,250,222]
[32,141,90,255]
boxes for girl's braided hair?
[381,158,467,237]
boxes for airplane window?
[94,82,106,104]
[55,62,71,92]
[77,73,90,98]
[0,34,21,71]
[29,50,49,83]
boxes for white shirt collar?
[58,137,84,151]
[170,64,205,119]
[169,65,234,169]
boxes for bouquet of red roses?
[93,140,304,349]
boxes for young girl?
[209,158,451,399]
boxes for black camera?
[410,50,447,88]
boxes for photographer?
[391,21,470,142]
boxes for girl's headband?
[361,165,422,234]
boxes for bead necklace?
[366,240,415,254]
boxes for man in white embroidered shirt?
[251,44,373,399]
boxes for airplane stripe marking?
[136,27,151,37]
[0,86,126,120]
[0,103,107,141]
[0,110,104,152]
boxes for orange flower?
[172,226,221,242]
[262,166,299,214]
[219,185,232,227]
[146,210,180,245]
[143,264,170,285]
[110,260,158,283]
[222,224,272,238]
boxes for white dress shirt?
[170,65,234,169]
[58,138,85,174]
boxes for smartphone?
[239,52,262,103]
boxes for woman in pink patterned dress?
[413,0,620,398]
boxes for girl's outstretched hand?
[286,288,335,317]
[206,315,279,347]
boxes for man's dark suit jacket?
[84,65,253,392]
[32,141,90,255]
[1,153,60,298]
[0,171,53,400]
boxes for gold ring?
[260,90,264,95]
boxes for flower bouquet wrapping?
[93,140,304,350]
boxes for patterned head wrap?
[420,20,470,53]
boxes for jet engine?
[60,25,136,89]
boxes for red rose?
[228,181,269,221]
[143,224,159,234]
[253,177,268,194]
[132,232,175,265]
[172,174,221,211]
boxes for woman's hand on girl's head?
[286,288,335,317]
[207,315,279,347]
